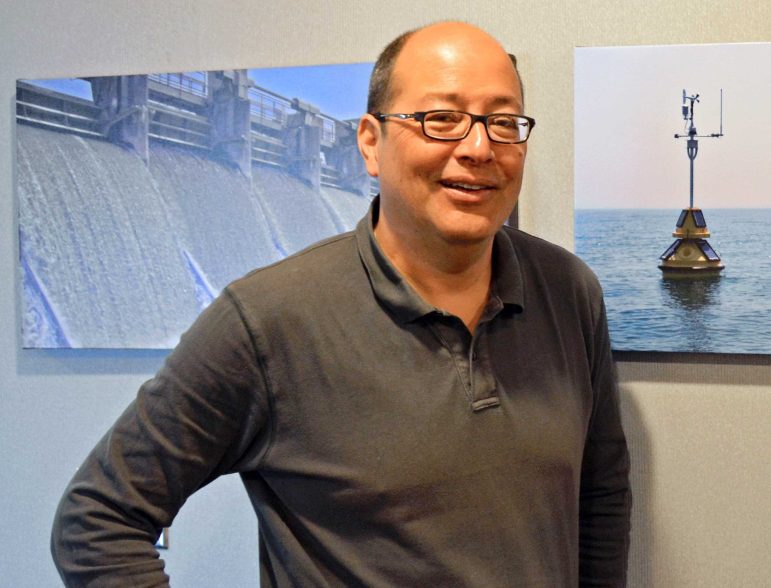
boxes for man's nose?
[455,121,494,162]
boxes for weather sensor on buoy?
[658,89,725,278]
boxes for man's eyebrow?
[421,92,523,111]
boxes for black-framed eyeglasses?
[373,110,535,144]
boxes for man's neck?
[374,219,494,334]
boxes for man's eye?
[489,116,519,129]
[428,112,464,124]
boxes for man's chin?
[437,221,500,247]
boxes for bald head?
[367,22,523,114]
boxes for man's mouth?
[440,180,497,192]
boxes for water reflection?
[659,277,722,351]
[660,276,721,310]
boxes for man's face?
[359,24,528,249]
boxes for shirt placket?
[429,295,504,412]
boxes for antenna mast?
[674,89,724,208]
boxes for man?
[52,22,631,587]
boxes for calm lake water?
[575,208,771,354]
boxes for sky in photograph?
[575,42,771,209]
[28,77,93,99]
[249,62,373,121]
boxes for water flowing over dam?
[18,123,372,348]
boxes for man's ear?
[357,114,381,178]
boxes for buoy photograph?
[575,42,770,354]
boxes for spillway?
[17,124,372,348]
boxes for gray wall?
[1,1,769,586]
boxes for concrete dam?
[17,72,374,348]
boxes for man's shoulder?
[502,226,602,295]
[225,230,362,307]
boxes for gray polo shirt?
[52,199,631,587]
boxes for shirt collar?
[356,197,525,324]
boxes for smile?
[440,180,497,192]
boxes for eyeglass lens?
[423,111,530,143]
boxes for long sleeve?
[51,289,270,587]
[578,299,632,587]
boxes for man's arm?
[51,289,270,587]
[579,299,632,587]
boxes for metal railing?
[148,72,207,97]
[16,99,102,138]
[16,81,102,138]
[249,85,293,125]
[319,115,336,145]
[250,132,286,167]
[148,103,210,150]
